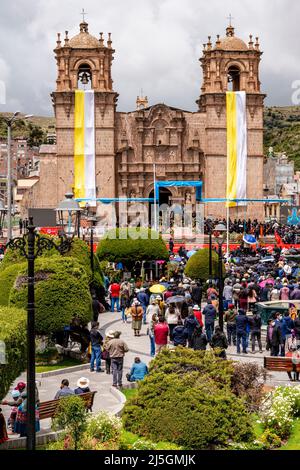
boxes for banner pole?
[153,163,158,232]
[226,204,229,257]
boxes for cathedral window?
[227,66,240,91]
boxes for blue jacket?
[172,325,187,346]
[130,362,148,381]
[184,316,199,338]
[236,313,248,333]
[137,292,149,307]
[281,316,294,339]
[202,304,216,324]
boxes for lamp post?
[6,194,81,451]
[213,223,226,331]
[0,199,7,238]
[55,192,82,240]
[3,112,33,242]
[88,216,97,277]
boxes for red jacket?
[193,309,203,327]
[110,283,120,297]
[154,322,169,345]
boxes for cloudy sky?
[0,0,299,116]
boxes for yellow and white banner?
[226,91,247,207]
[74,89,96,204]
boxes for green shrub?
[0,306,27,400]
[123,372,253,449]
[0,262,25,306]
[97,228,169,265]
[52,395,88,450]
[258,429,282,449]
[123,349,254,449]
[184,248,225,281]
[9,256,92,335]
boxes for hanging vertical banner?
[74,89,96,205]
[226,91,247,207]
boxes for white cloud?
[0,0,299,114]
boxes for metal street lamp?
[3,113,33,242]
[213,223,226,331]
[6,217,73,451]
[55,193,82,239]
[88,216,97,278]
[0,200,7,237]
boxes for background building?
[26,20,266,221]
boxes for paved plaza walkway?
[2,309,297,437]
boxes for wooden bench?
[38,391,97,420]
[264,357,300,381]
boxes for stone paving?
[2,309,297,437]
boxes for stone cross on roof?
[81,8,87,22]
[227,13,234,26]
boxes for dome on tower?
[69,22,100,49]
[217,25,248,51]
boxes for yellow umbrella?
[149,284,167,294]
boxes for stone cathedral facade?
[31,20,265,220]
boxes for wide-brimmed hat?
[11,390,20,398]
[193,305,200,310]
[106,330,115,339]
[77,377,90,388]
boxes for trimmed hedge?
[97,228,169,264]
[184,248,225,281]
[0,262,25,306]
[9,256,92,335]
[0,306,27,400]
[122,349,254,449]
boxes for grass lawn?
[121,388,138,400]
[280,419,300,450]
[36,358,83,373]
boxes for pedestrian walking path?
[2,310,296,438]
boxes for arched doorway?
[149,187,172,227]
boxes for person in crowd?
[232,279,242,308]
[192,304,203,327]
[281,311,294,355]
[14,388,40,438]
[191,324,208,351]
[109,281,121,312]
[104,331,129,388]
[90,321,104,373]
[1,389,22,434]
[260,283,272,302]
[154,316,169,353]
[202,300,216,343]
[238,285,248,311]
[92,294,104,322]
[248,311,263,353]
[120,288,131,323]
[129,299,144,336]
[146,299,161,323]
[247,287,257,312]
[74,377,91,395]
[210,326,228,359]
[184,311,199,348]
[169,237,174,253]
[270,284,281,301]
[291,284,300,301]
[207,283,218,301]
[137,287,149,324]
[165,303,180,341]
[126,357,149,382]
[223,280,233,311]
[0,408,8,444]
[266,318,282,357]
[280,282,290,300]
[223,303,237,346]
[148,313,158,356]
[102,330,115,374]
[236,309,248,354]
[54,379,75,399]
[191,281,202,306]
[172,319,187,347]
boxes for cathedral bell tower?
[197,23,266,220]
[51,20,118,204]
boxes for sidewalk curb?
[36,363,90,378]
